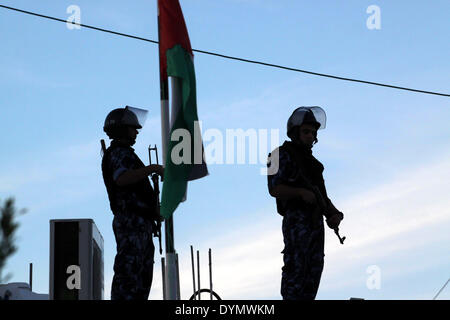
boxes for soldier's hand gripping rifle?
[334,227,346,245]
[293,167,346,245]
[149,145,163,255]
[310,185,346,245]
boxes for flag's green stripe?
[160,45,198,219]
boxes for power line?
[1,4,449,98]
[0,4,158,44]
[433,278,450,300]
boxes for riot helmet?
[103,106,148,139]
[287,106,326,139]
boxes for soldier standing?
[267,106,344,300]
[101,107,164,300]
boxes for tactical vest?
[102,143,157,221]
[273,141,329,216]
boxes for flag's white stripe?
[170,77,182,130]
[160,99,170,166]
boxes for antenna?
[29,263,33,291]
[197,250,201,300]
[189,245,221,300]
[190,246,197,300]
[209,249,213,301]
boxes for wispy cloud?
[1,61,73,88]
[0,138,101,192]
[0,137,106,217]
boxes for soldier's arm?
[270,184,316,204]
[326,199,344,219]
[317,178,343,220]
[268,147,316,204]
[116,165,163,187]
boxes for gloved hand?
[326,212,343,229]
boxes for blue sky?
[1,0,449,300]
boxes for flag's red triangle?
[158,0,193,79]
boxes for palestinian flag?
[158,0,208,219]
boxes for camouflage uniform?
[268,141,327,300]
[111,214,154,300]
[102,141,157,300]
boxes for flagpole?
[158,0,179,300]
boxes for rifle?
[303,179,346,245]
[334,227,346,245]
[149,145,163,255]
[100,139,107,155]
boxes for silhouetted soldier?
[267,106,344,300]
[101,107,164,300]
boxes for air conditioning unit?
[49,219,104,300]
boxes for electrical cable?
[433,278,450,300]
[0,4,449,97]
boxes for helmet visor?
[292,106,326,130]
[307,106,326,130]
[125,106,148,129]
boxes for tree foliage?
[0,198,26,283]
